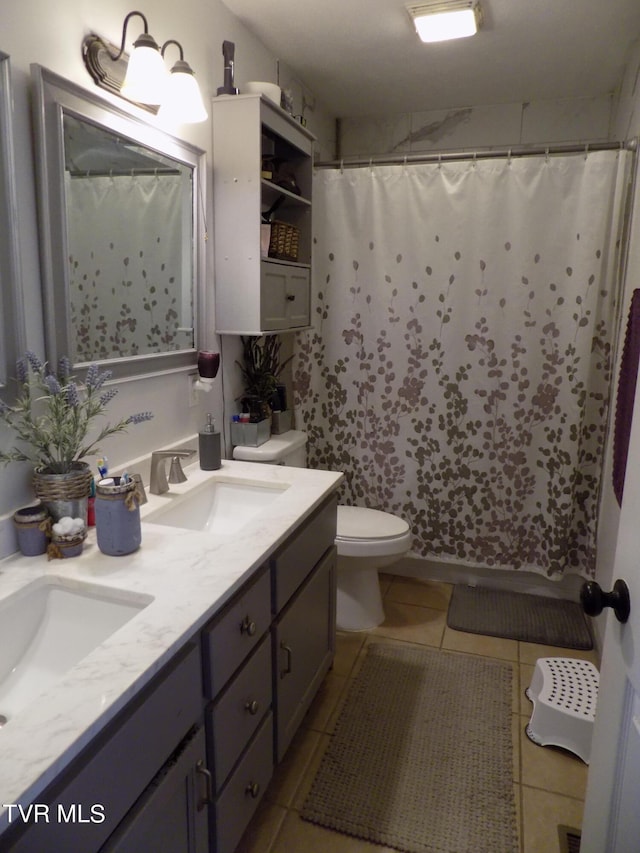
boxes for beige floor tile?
[369,600,447,646]
[442,624,519,661]
[303,671,347,733]
[519,641,600,668]
[520,663,536,714]
[385,576,453,611]
[271,810,398,853]
[520,720,589,799]
[522,787,584,853]
[292,732,331,810]
[267,727,322,808]
[334,631,367,677]
[512,714,521,781]
[235,801,287,853]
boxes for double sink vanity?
[0,459,343,852]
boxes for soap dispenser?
[199,413,221,470]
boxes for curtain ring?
[472,151,477,168]
[340,159,344,173]
[545,147,550,163]
[438,153,442,170]
[584,143,589,160]
[507,149,512,165]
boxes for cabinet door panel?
[285,268,311,328]
[260,262,310,331]
[274,547,336,760]
[101,728,209,853]
[272,495,337,612]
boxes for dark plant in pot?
[236,336,292,422]
[0,352,153,520]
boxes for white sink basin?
[0,579,151,726]
[143,478,289,534]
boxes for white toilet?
[232,430,412,631]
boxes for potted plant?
[236,335,292,424]
[0,352,153,520]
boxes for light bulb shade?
[159,61,208,123]
[407,1,481,43]
[120,35,168,104]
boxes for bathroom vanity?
[0,460,342,853]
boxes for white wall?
[338,94,615,159]
[0,0,335,555]
[337,37,640,158]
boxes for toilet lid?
[336,505,410,540]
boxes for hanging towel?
[613,289,640,505]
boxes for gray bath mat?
[302,643,518,853]
[447,585,593,649]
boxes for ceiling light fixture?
[407,1,482,43]
[82,11,207,123]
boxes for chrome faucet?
[149,449,196,495]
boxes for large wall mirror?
[0,52,25,400]
[31,64,205,379]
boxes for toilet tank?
[232,430,308,467]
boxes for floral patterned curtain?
[294,151,631,578]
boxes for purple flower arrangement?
[0,352,153,473]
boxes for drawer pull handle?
[245,781,261,799]
[245,699,260,715]
[196,760,213,811]
[280,642,292,678]
[240,615,257,636]
[286,293,296,301]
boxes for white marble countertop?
[0,459,343,832]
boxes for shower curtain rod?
[315,138,638,169]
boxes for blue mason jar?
[95,477,142,556]
[13,505,50,556]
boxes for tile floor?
[236,574,599,853]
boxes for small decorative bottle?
[199,413,221,470]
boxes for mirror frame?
[0,52,25,400]
[31,64,206,380]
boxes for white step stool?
[525,657,599,764]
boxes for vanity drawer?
[272,494,337,612]
[213,712,273,853]
[207,634,272,792]
[202,567,270,697]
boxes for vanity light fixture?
[82,10,207,123]
[158,40,208,124]
[407,0,482,43]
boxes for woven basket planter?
[33,461,92,523]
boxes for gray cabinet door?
[274,547,336,760]
[101,727,209,853]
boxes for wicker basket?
[268,221,300,262]
[33,462,92,501]
[33,462,92,523]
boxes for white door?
[581,368,640,851]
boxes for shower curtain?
[293,150,631,578]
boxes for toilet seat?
[336,506,412,558]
